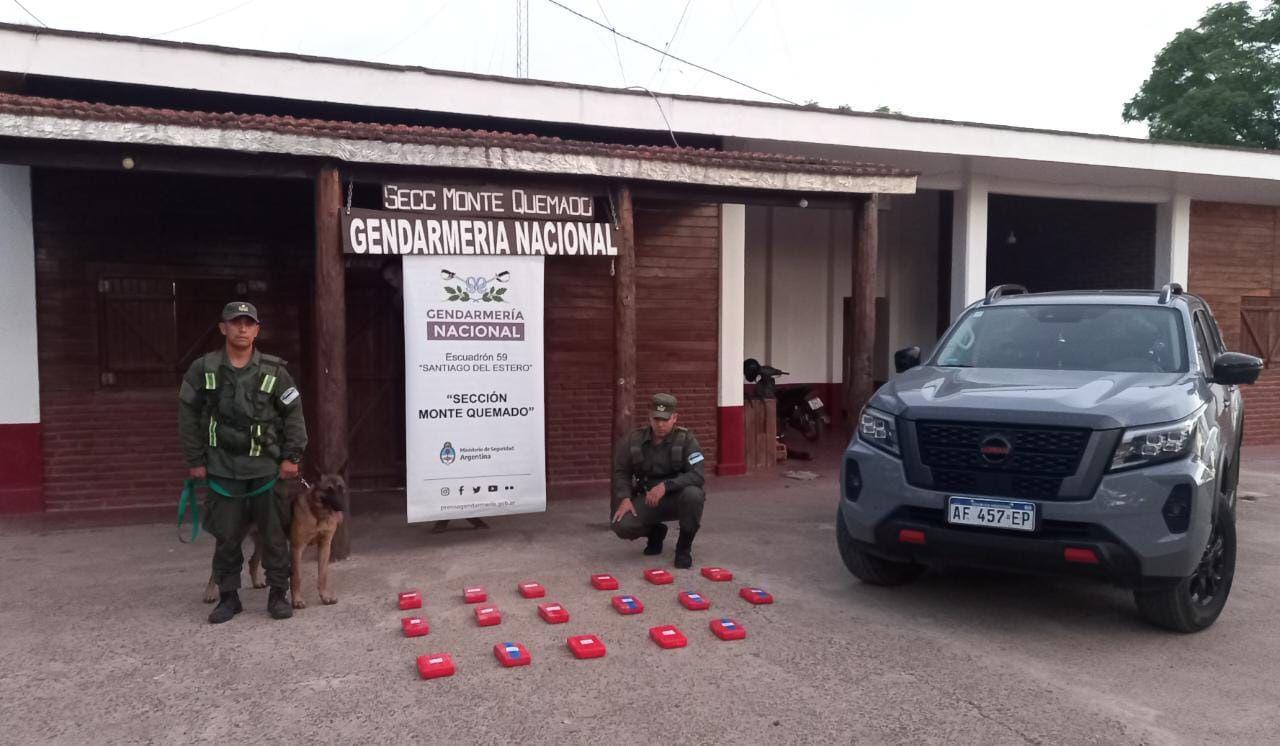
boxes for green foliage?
[1124,2,1280,149]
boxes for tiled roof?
[0,93,916,178]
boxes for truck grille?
[916,421,1090,499]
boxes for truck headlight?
[858,407,900,456]
[1110,412,1201,471]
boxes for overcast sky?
[0,0,1248,137]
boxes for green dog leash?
[177,477,278,544]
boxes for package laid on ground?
[678,591,711,610]
[538,602,570,624]
[417,653,455,679]
[518,581,546,599]
[463,586,487,604]
[710,618,747,640]
[475,605,502,627]
[611,594,644,615]
[494,642,531,668]
[398,590,423,610]
[644,568,674,585]
[649,625,688,649]
[567,634,607,659]
[401,616,430,637]
[740,587,774,605]
[590,573,619,590]
[701,567,733,582]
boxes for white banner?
[402,255,546,522]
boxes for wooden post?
[313,164,351,559]
[848,194,878,421]
[613,184,638,445]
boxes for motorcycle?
[743,358,831,442]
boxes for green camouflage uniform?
[179,340,307,593]
[611,395,706,541]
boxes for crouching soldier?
[610,393,706,569]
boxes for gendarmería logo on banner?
[439,441,457,465]
[427,268,524,340]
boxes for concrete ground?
[2,446,1279,745]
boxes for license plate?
[807,397,823,410]
[946,496,1036,532]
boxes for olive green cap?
[650,393,678,420]
[221,301,260,323]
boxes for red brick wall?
[1188,201,1280,444]
[33,171,723,509]
[544,257,615,486]
[544,200,722,487]
[33,169,313,511]
[633,202,720,471]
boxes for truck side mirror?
[1212,352,1263,385]
[894,346,921,374]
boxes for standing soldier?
[610,393,706,569]
[179,302,308,624]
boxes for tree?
[1123,2,1280,149]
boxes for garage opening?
[986,195,1156,292]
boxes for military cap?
[221,301,260,323]
[650,393,678,420]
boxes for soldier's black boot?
[268,586,293,620]
[207,590,242,624]
[674,530,696,569]
[643,523,668,556]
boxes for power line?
[541,0,794,105]
[656,0,693,74]
[689,0,762,91]
[516,0,529,77]
[151,0,261,38]
[594,0,627,83]
[376,0,456,58]
[624,85,680,148]
[11,0,46,27]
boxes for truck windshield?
[932,304,1188,373]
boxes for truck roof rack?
[984,284,1029,305]
[1158,282,1184,304]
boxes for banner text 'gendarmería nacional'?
[341,208,619,257]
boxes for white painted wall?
[743,207,769,363]
[769,207,833,384]
[951,175,990,318]
[882,194,941,362]
[0,165,39,424]
[1155,194,1191,287]
[719,205,746,408]
[742,193,942,385]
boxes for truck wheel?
[1133,502,1236,633]
[836,512,924,586]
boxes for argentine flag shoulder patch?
[280,387,300,406]
[688,452,704,465]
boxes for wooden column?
[612,184,637,444]
[848,194,878,420]
[313,164,351,559]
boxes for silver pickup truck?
[837,284,1263,632]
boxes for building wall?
[32,169,313,511]
[634,201,720,472]
[29,169,721,510]
[986,195,1157,292]
[544,256,614,486]
[0,165,42,512]
[1188,201,1280,445]
[742,193,942,399]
